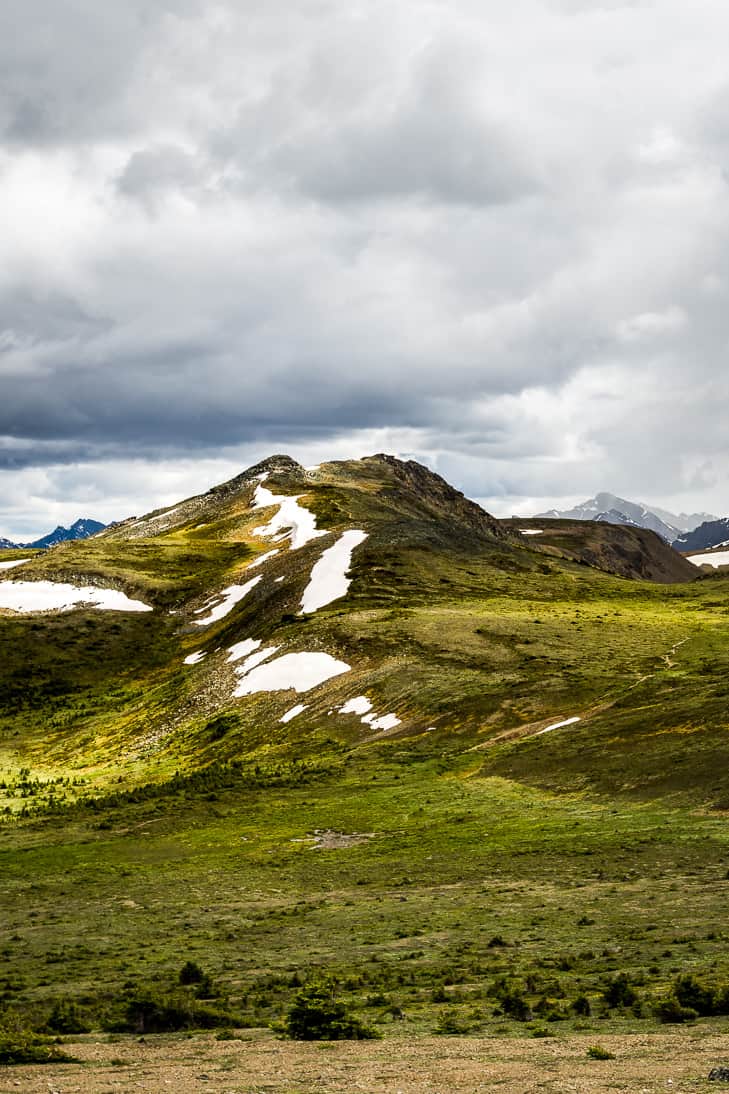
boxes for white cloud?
[1,0,729,531]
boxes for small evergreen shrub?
[654,995,698,1024]
[0,1012,73,1065]
[586,1045,615,1060]
[283,981,378,1041]
[603,973,637,1008]
[45,998,91,1035]
[434,1008,471,1035]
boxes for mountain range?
[673,516,729,553]
[0,517,106,550]
[535,491,717,545]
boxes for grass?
[2,456,729,1045]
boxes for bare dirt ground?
[5,1031,729,1094]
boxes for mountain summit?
[535,492,715,543]
[0,452,696,776]
[0,517,106,550]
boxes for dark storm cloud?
[2,0,729,535]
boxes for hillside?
[505,517,698,584]
[2,454,729,1055]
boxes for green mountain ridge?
[2,453,729,1048]
[0,453,717,800]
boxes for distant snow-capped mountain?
[0,518,106,550]
[673,517,729,553]
[535,492,715,544]
[29,518,106,549]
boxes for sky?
[2,0,729,538]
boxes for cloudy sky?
[2,0,729,537]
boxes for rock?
[709,1067,729,1081]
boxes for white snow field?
[233,651,350,697]
[0,558,31,570]
[536,716,581,736]
[193,575,262,626]
[0,581,152,614]
[252,485,326,550]
[183,651,206,665]
[280,704,307,723]
[300,530,368,614]
[520,529,543,535]
[687,550,729,568]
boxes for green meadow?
[2,459,729,1047]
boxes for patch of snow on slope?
[338,695,400,730]
[362,712,401,732]
[247,549,279,570]
[300,530,368,614]
[339,696,373,716]
[687,550,729,568]
[193,575,262,626]
[183,651,206,665]
[252,485,326,550]
[0,558,31,570]
[536,716,580,736]
[280,704,307,723]
[236,646,280,676]
[520,529,543,536]
[233,652,350,696]
[227,638,261,663]
[0,582,152,614]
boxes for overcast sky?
[2,0,729,537]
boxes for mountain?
[2,453,729,1058]
[505,517,697,584]
[26,517,106,549]
[0,517,106,551]
[535,491,715,543]
[673,516,729,553]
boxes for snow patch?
[520,529,543,536]
[183,651,206,665]
[338,695,400,732]
[193,575,261,626]
[226,638,261,663]
[362,712,401,732]
[280,703,307,723]
[236,645,280,676]
[339,696,373,716]
[247,549,279,570]
[0,581,152,614]
[233,652,350,696]
[0,558,31,570]
[536,716,581,736]
[301,530,368,613]
[687,550,729,568]
[252,485,326,550]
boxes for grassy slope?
[1,456,729,1038]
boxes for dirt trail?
[5,1030,727,1093]
[469,634,692,752]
